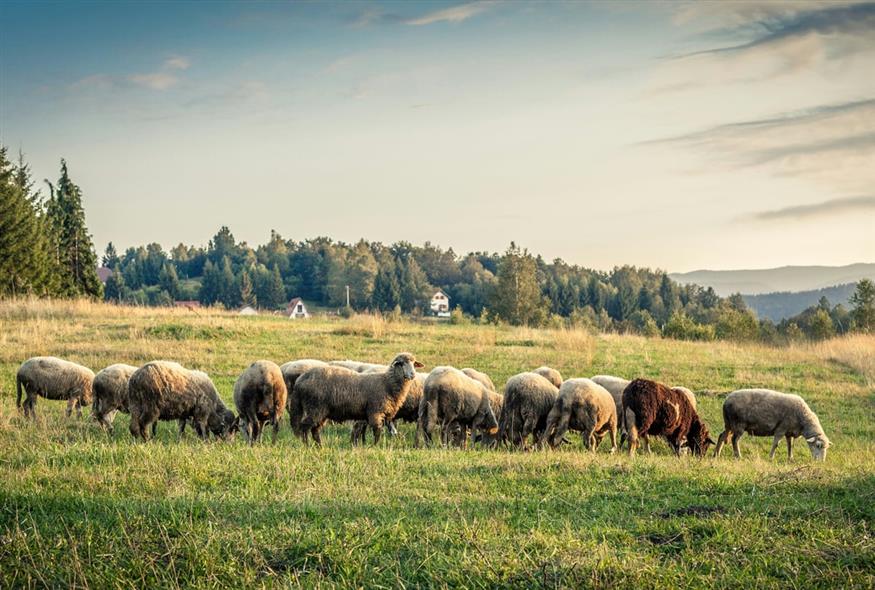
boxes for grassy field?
[0,299,873,588]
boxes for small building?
[287,297,310,319]
[239,305,258,316]
[430,290,451,317]
[174,300,201,310]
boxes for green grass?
[0,300,873,588]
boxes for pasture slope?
[0,300,873,588]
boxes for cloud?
[128,56,191,90]
[676,2,875,61]
[748,195,875,221]
[404,1,495,26]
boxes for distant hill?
[742,283,859,322]
[670,263,875,296]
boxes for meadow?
[0,299,873,588]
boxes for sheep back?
[234,360,287,423]
[93,363,137,418]
[16,356,94,405]
[533,366,563,389]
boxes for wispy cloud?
[404,1,495,26]
[128,56,192,90]
[748,195,875,221]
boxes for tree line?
[2,146,873,342]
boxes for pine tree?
[0,147,60,296]
[158,263,180,299]
[850,279,875,333]
[238,269,256,307]
[373,265,400,311]
[264,264,287,309]
[102,242,120,268]
[104,269,127,302]
[46,160,103,298]
[199,260,221,305]
[219,256,238,308]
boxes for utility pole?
[346,285,350,308]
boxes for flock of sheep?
[14,353,831,460]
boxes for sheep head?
[685,417,715,457]
[209,407,239,440]
[805,434,830,461]
[388,353,423,381]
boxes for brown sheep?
[622,378,714,457]
[127,361,237,441]
[92,363,138,431]
[498,372,559,449]
[352,371,426,444]
[16,356,94,419]
[280,359,329,434]
[544,378,617,452]
[294,352,423,446]
[461,368,496,392]
[234,360,288,444]
[421,366,499,448]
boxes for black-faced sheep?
[544,378,617,452]
[16,356,94,419]
[714,388,830,461]
[622,378,713,457]
[92,363,138,431]
[294,353,423,446]
[127,361,237,441]
[421,366,499,448]
[280,359,328,434]
[234,360,288,444]
[498,372,559,449]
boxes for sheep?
[92,363,138,431]
[234,360,288,444]
[353,371,427,444]
[593,375,698,453]
[16,356,94,419]
[294,352,423,446]
[498,372,559,449]
[280,359,329,434]
[622,378,714,457]
[544,378,617,452]
[329,360,385,373]
[533,366,563,389]
[127,361,237,441]
[421,366,499,448]
[714,389,830,461]
[461,368,496,392]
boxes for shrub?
[663,312,716,341]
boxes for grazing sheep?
[16,356,94,419]
[353,371,427,444]
[544,378,617,452]
[623,378,714,457]
[421,366,499,448]
[462,368,496,392]
[234,360,288,444]
[280,359,328,434]
[329,360,385,373]
[127,361,237,441]
[92,363,138,431]
[295,353,423,446]
[533,366,563,389]
[498,372,559,449]
[714,389,830,461]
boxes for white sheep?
[16,356,95,419]
[544,378,617,452]
[714,388,830,461]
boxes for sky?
[1,0,873,272]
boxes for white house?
[287,297,310,319]
[430,290,451,317]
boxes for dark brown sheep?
[622,378,714,457]
[127,361,237,441]
[92,363,138,431]
[294,352,423,446]
[16,356,94,419]
[234,360,288,444]
[352,371,426,444]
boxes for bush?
[630,310,660,337]
[663,312,716,341]
[714,307,759,341]
[449,306,469,325]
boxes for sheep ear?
[414,361,424,368]
[805,436,817,444]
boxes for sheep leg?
[311,425,323,447]
[271,416,281,444]
[520,416,538,451]
[642,434,652,454]
[714,430,730,458]
[351,421,366,446]
[151,421,158,438]
[75,400,83,419]
[369,415,385,446]
[387,420,398,437]
[731,431,743,458]
[786,434,794,460]
[66,398,76,418]
[178,419,188,438]
[769,434,782,459]
[608,423,617,454]
[625,408,638,457]
[252,419,263,444]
